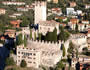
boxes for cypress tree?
[62,44,66,57]
[53,28,57,42]
[38,33,41,40]
[75,24,79,33]
[24,35,27,47]
[30,29,32,39]
[16,33,23,45]
[34,32,36,40]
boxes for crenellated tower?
[34,1,47,24]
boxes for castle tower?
[35,1,47,24]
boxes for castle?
[17,40,69,68]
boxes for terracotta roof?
[70,18,78,21]
[82,20,89,22]
[55,16,67,19]
[88,29,90,34]
[59,23,66,26]
[78,23,84,25]
[10,20,21,25]
[0,8,5,10]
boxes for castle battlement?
[29,40,61,45]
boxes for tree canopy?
[20,59,27,68]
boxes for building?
[55,16,67,22]
[35,1,47,24]
[47,0,52,2]
[0,8,6,15]
[76,10,82,15]
[4,29,16,38]
[17,40,68,68]
[87,29,90,38]
[17,7,29,11]
[17,5,34,11]
[70,18,79,24]
[53,0,58,3]
[71,58,78,69]
[70,2,76,7]
[71,34,87,52]
[10,20,22,28]
[51,8,62,16]
[85,4,90,9]
[2,1,25,5]
[38,20,59,35]
[17,44,41,68]
[78,23,85,31]
[13,13,22,17]
[82,20,89,24]
[66,8,75,16]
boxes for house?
[10,20,22,28]
[47,0,52,2]
[4,29,16,38]
[51,8,62,15]
[13,13,22,17]
[0,35,5,41]
[71,34,87,52]
[59,23,66,27]
[87,29,90,38]
[66,8,75,16]
[53,0,58,3]
[9,15,16,18]
[70,2,76,7]
[17,5,34,11]
[0,8,6,15]
[76,10,82,15]
[87,37,90,49]
[71,58,78,69]
[85,4,90,9]
[70,18,79,24]
[17,7,29,11]
[38,20,59,35]
[55,16,67,22]
[88,24,90,29]
[2,1,25,5]
[82,20,89,24]
[78,23,85,31]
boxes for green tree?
[55,61,65,70]
[75,24,79,33]
[20,59,27,68]
[52,28,57,42]
[24,35,27,47]
[45,32,52,41]
[62,44,66,57]
[64,31,70,42]
[38,33,41,40]
[59,26,65,42]
[59,26,70,42]
[16,33,23,45]
[76,49,78,58]
[30,29,32,39]
[68,41,74,54]
[34,32,36,40]
[20,16,29,27]
[56,19,63,23]
[5,57,15,66]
